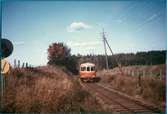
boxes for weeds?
[2,66,103,113]
[97,64,165,111]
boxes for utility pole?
[102,29,124,75]
[102,29,109,70]
[104,37,124,75]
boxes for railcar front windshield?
[87,67,90,71]
[80,66,95,72]
[81,66,86,71]
[91,66,95,71]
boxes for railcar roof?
[80,62,95,67]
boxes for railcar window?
[87,67,90,71]
[91,66,95,71]
[81,67,86,71]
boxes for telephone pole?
[102,29,124,75]
[102,29,109,70]
[104,37,124,75]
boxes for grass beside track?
[1,66,103,113]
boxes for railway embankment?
[97,64,165,112]
[81,82,160,113]
[1,66,103,113]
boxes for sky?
[2,0,166,66]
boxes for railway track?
[81,82,160,113]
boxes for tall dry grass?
[97,64,165,112]
[2,66,103,113]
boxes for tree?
[47,42,78,74]
[47,42,71,59]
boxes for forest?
[47,42,166,74]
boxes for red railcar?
[79,62,96,82]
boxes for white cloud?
[13,41,25,45]
[111,19,123,23]
[135,12,160,33]
[67,41,100,47]
[145,14,157,23]
[67,22,91,32]
[67,41,101,55]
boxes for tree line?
[47,42,166,74]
